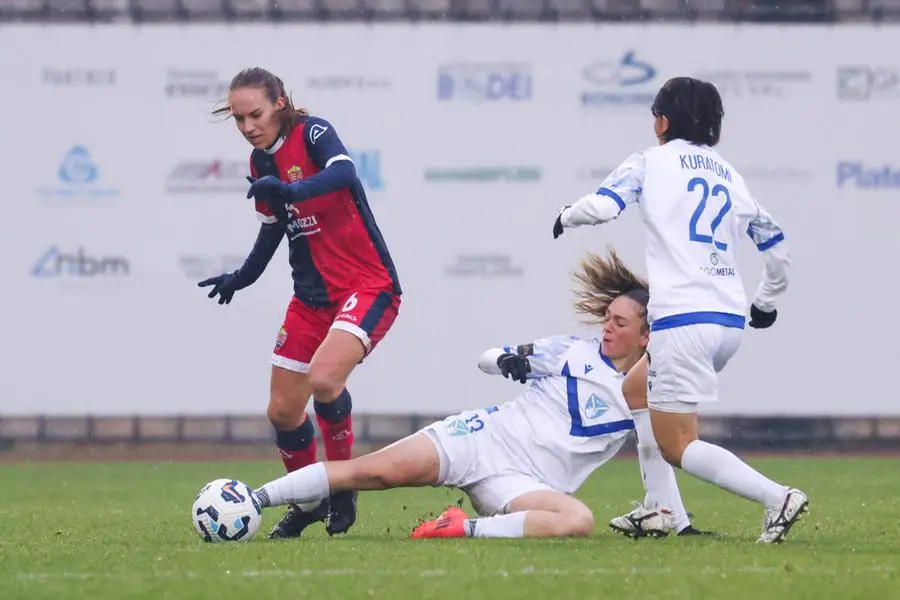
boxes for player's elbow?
[763,243,791,290]
[565,193,622,227]
[330,158,357,185]
[764,236,790,265]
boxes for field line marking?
[13,565,897,581]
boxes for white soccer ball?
[191,478,263,543]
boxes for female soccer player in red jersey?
[199,67,402,539]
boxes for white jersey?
[474,335,634,494]
[561,139,790,328]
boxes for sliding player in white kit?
[553,77,808,544]
[249,250,698,539]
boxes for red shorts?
[271,289,401,373]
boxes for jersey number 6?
[687,176,733,251]
[341,293,359,313]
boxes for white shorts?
[646,323,742,412]
[418,408,554,517]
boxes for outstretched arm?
[478,336,579,382]
[556,152,645,235]
[197,220,285,304]
[231,222,285,289]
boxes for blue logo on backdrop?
[836,162,900,190]
[581,51,657,108]
[437,64,532,102]
[349,150,384,192]
[38,146,120,201]
[58,145,98,184]
[837,66,900,101]
[31,246,130,278]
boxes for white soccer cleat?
[609,501,673,538]
[757,488,809,544]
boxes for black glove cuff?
[496,352,514,368]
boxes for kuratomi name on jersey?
[680,154,732,183]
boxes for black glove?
[198,271,243,305]
[553,205,569,239]
[748,304,777,329]
[497,353,531,384]
[246,176,290,223]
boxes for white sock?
[681,440,787,510]
[465,511,527,538]
[632,409,691,532]
[258,462,330,507]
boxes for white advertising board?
[0,24,897,416]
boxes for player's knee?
[266,397,305,430]
[542,508,594,537]
[561,506,595,537]
[308,365,346,401]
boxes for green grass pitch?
[1,456,898,599]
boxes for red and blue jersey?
[248,116,400,308]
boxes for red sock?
[275,418,318,473]
[316,414,354,461]
[278,439,318,473]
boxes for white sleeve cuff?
[478,348,505,375]
[562,192,623,227]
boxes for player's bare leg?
[327,433,441,490]
[268,366,315,469]
[411,491,598,539]
[650,409,808,543]
[255,433,441,510]
[612,357,708,537]
[307,328,368,535]
[266,366,327,539]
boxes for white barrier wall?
[0,24,898,417]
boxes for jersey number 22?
[687,177,732,251]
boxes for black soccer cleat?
[268,501,328,539]
[325,490,358,536]
[677,525,719,537]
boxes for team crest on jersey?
[584,394,609,420]
[286,165,303,182]
[275,327,288,350]
[445,418,471,437]
[309,123,328,144]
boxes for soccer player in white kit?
[249,250,691,539]
[552,77,808,544]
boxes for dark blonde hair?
[212,67,309,133]
[572,247,649,329]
